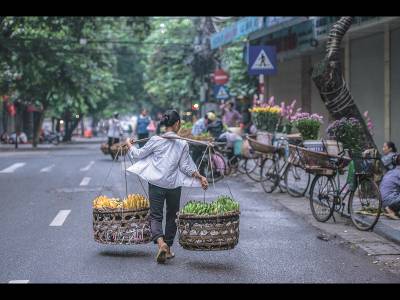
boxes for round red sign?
[213,69,229,85]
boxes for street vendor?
[191,113,208,136]
[125,109,209,264]
[380,154,400,220]
[381,141,397,172]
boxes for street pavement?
[1,142,400,283]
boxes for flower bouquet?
[292,112,324,141]
[279,99,301,134]
[326,117,363,156]
[250,96,282,133]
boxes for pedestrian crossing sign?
[214,85,230,100]
[248,46,277,75]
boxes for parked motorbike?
[43,131,61,145]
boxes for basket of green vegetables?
[176,196,240,251]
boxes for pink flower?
[280,102,286,117]
[268,96,275,106]
[289,99,297,110]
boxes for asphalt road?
[1,143,399,283]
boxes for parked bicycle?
[256,136,311,197]
[303,147,382,231]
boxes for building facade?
[211,16,400,149]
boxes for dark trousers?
[137,133,149,148]
[148,183,182,247]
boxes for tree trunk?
[63,115,82,142]
[56,118,60,133]
[80,117,85,136]
[91,115,99,137]
[311,17,378,153]
[1,101,8,134]
[32,111,45,148]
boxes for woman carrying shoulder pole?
[125,110,208,263]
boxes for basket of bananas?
[176,195,240,251]
[92,194,151,245]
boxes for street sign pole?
[259,74,265,102]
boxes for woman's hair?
[161,110,180,127]
[385,141,397,153]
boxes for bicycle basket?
[353,158,374,175]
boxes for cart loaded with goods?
[93,146,151,245]
[175,139,240,251]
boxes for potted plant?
[326,117,363,157]
[292,113,324,150]
[250,96,281,144]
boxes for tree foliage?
[141,18,199,112]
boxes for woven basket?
[178,128,192,138]
[93,208,151,245]
[176,211,240,251]
[292,146,351,172]
[100,143,110,155]
[110,142,129,157]
[247,137,282,155]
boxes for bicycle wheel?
[237,157,246,174]
[285,164,310,197]
[245,156,264,182]
[349,176,382,231]
[196,152,225,183]
[260,158,278,193]
[309,175,335,222]
[277,156,287,193]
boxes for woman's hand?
[125,137,134,149]
[193,171,209,190]
[200,176,209,190]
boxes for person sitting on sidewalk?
[381,141,397,173]
[380,154,400,219]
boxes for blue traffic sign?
[248,46,277,75]
[213,85,230,100]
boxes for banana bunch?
[181,196,239,216]
[93,195,122,209]
[122,194,149,210]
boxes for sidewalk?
[0,136,104,152]
[241,172,400,246]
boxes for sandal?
[156,243,169,264]
[166,251,175,259]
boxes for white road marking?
[0,162,26,173]
[40,164,55,173]
[9,280,29,284]
[80,161,95,171]
[49,210,71,226]
[79,177,91,186]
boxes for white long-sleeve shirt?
[107,118,122,138]
[126,132,199,189]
